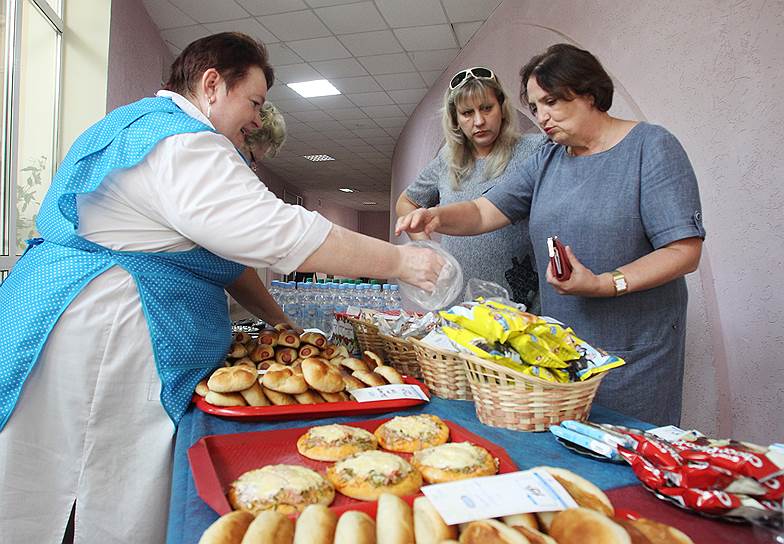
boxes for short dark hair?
[164,32,274,96]
[519,43,613,112]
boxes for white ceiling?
[142,0,503,211]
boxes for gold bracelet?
[611,270,628,296]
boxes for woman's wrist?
[596,272,618,297]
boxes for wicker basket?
[409,338,473,400]
[345,316,386,357]
[379,333,423,379]
[461,353,605,432]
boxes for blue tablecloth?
[166,399,652,544]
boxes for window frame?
[0,0,64,278]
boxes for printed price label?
[421,469,578,525]
[351,384,429,402]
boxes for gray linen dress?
[405,135,547,307]
[484,123,706,425]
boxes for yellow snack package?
[441,326,525,369]
[440,301,535,343]
[508,332,570,369]
[520,364,571,383]
[526,322,581,362]
[537,317,626,380]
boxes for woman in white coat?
[0,32,442,543]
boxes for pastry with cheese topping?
[374,414,450,452]
[411,442,499,483]
[297,424,378,461]
[228,464,335,515]
[326,450,422,501]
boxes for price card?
[647,425,705,442]
[350,384,429,403]
[421,469,578,525]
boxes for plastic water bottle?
[285,283,302,325]
[312,283,326,332]
[389,284,403,311]
[268,280,281,303]
[301,283,317,329]
[369,284,384,310]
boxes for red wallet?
[547,236,572,281]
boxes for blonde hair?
[442,75,519,189]
[245,101,287,158]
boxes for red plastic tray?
[188,418,519,516]
[193,376,430,421]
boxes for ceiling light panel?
[287,79,341,98]
[304,154,336,162]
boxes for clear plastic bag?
[398,240,463,311]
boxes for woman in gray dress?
[396,44,705,425]
[396,67,546,309]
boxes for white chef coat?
[0,91,331,543]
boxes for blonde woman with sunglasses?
[396,67,546,308]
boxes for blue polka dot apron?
[0,96,245,430]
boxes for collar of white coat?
[155,90,215,130]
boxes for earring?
[206,97,213,119]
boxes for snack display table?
[166,398,765,544]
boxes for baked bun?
[362,350,384,369]
[549,508,630,544]
[374,414,450,453]
[240,510,294,544]
[293,504,337,544]
[508,525,557,544]
[413,496,458,544]
[249,344,275,363]
[298,345,321,359]
[329,345,351,360]
[334,511,375,544]
[376,493,414,544]
[302,358,345,393]
[625,518,694,544]
[459,519,530,543]
[294,390,325,404]
[227,343,249,359]
[531,466,613,516]
[275,347,298,365]
[374,365,404,384]
[352,369,387,387]
[342,374,367,391]
[320,391,349,402]
[290,360,304,375]
[205,391,247,407]
[301,331,328,348]
[297,424,378,461]
[194,379,210,397]
[262,367,309,394]
[257,328,279,347]
[534,512,555,533]
[277,331,301,348]
[321,343,341,359]
[198,510,254,544]
[262,386,297,405]
[273,323,290,332]
[501,514,538,530]
[228,464,335,516]
[327,450,422,501]
[411,442,498,483]
[232,357,256,368]
[233,332,252,345]
[240,381,270,407]
[340,357,369,372]
[208,366,257,393]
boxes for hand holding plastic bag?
[398,241,463,311]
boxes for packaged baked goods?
[440,301,533,344]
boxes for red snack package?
[619,447,667,490]
[657,487,745,515]
[673,439,784,481]
[760,475,784,501]
[632,434,683,469]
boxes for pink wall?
[391,1,784,443]
[302,196,358,232]
[106,0,173,111]
[358,211,390,241]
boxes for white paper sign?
[350,384,429,402]
[421,469,578,525]
[647,425,690,442]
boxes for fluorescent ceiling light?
[287,79,340,98]
[304,154,335,162]
[338,187,354,193]
[362,201,378,205]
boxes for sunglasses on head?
[449,67,496,90]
